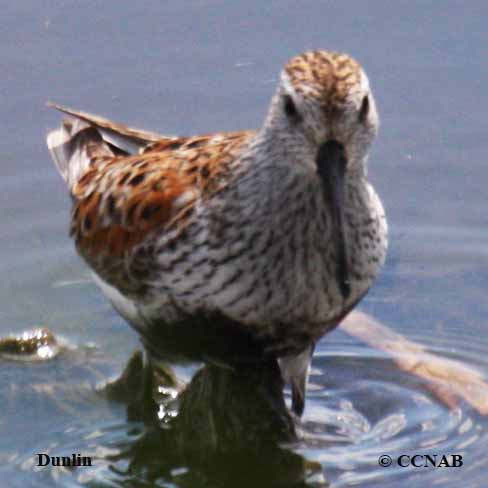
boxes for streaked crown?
[284,50,363,111]
[266,50,378,170]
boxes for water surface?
[1,1,488,487]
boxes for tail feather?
[46,103,167,191]
[46,117,113,190]
[47,102,163,154]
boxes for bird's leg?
[279,344,315,416]
[102,349,157,421]
[137,351,160,422]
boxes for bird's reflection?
[103,351,327,487]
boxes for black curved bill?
[316,140,351,300]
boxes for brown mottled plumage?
[70,131,253,260]
[46,50,388,415]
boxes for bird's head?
[266,50,378,172]
[264,50,380,299]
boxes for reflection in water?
[9,337,488,487]
[4,318,488,487]
[101,351,325,487]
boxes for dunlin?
[47,50,388,415]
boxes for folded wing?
[46,104,254,294]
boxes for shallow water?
[1,1,488,487]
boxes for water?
[1,1,488,486]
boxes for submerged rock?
[0,327,60,360]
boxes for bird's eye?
[359,95,369,123]
[283,95,300,121]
